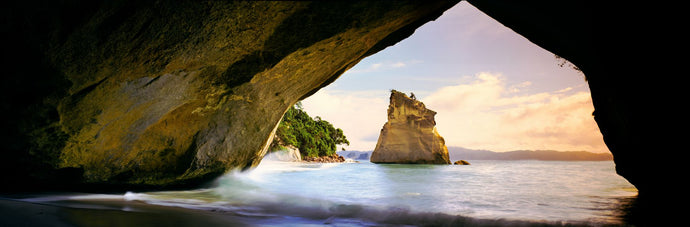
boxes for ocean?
[11,155,638,226]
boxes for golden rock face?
[1,1,460,189]
[371,90,450,164]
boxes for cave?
[1,0,679,222]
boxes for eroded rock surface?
[1,0,459,190]
[370,90,450,164]
[2,0,675,205]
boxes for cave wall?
[1,0,676,200]
[467,1,679,200]
[1,0,459,190]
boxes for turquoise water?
[16,157,638,226]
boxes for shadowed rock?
[1,0,679,210]
[453,160,470,165]
[466,1,678,206]
[1,0,459,190]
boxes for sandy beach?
[0,197,254,227]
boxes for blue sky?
[302,2,607,153]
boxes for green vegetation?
[272,102,349,158]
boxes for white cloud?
[556,87,573,93]
[391,62,406,68]
[424,72,607,153]
[346,60,419,74]
[302,72,608,153]
[508,81,532,93]
[370,63,383,70]
[300,90,389,151]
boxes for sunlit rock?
[370,90,451,164]
[263,145,302,162]
[1,1,460,189]
[3,0,666,201]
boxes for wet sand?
[0,198,255,227]
[1,194,658,227]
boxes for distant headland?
[339,147,612,162]
[448,147,613,161]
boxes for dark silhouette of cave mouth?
[1,0,670,224]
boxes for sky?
[301,2,608,153]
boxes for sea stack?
[370,90,450,164]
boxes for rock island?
[370,90,450,164]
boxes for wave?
[231,158,344,185]
[113,162,600,226]
[118,189,594,226]
[7,160,627,226]
[8,191,620,227]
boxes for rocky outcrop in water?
[370,90,450,164]
[453,160,470,165]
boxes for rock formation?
[302,154,346,163]
[1,0,459,190]
[263,146,301,162]
[453,160,470,165]
[2,0,680,209]
[370,90,450,164]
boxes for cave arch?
[1,2,675,214]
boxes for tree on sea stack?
[370,90,451,164]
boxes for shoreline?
[0,196,623,227]
[1,160,640,227]
[0,197,258,227]
[300,154,348,163]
